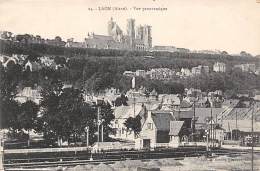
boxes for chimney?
[147,110,152,119]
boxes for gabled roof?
[114,104,143,119]
[225,107,260,121]
[151,112,175,131]
[169,121,184,136]
[222,120,260,132]
[92,34,114,41]
[180,100,192,108]
[195,108,226,124]
[172,109,193,119]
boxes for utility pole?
[85,126,89,148]
[134,93,136,117]
[178,105,181,120]
[132,77,136,117]
[97,106,100,143]
[192,101,196,142]
[251,101,255,171]
[101,122,104,142]
[215,110,218,147]
[206,130,209,156]
[210,107,213,147]
[236,110,238,140]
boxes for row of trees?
[0,63,115,146]
[1,39,259,61]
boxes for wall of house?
[138,111,157,148]
[112,119,135,141]
[157,131,170,143]
[169,136,180,147]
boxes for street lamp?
[84,126,89,148]
[191,96,199,142]
[101,119,105,142]
[204,129,209,156]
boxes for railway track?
[3,148,254,170]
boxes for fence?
[155,143,169,148]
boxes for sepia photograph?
[0,0,260,170]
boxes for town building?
[191,65,210,75]
[149,68,175,80]
[180,68,192,77]
[213,62,226,72]
[123,71,136,77]
[24,60,42,72]
[159,94,181,110]
[127,18,135,49]
[112,104,145,141]
[135,70,146,77]
[15,87,42,104]
[107,17,124,42]
[0,31,13,40]
[233,63,256,73]
[1,54,26,68]
[66,18,152,51]
[151,46,177,52]
[135,110,192,149]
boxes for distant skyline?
[0,0,260,55]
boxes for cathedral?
[80,18,152,51]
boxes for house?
[2,56,18,68]
[169,121,185,147]
[180,68,192,77]
[151,46,177,52]
[194,108,226,130]
[123,71,135,77]
[24,60,42,72]
[191,65,209,75]
[222,119,260,141]
[112,104,145,141]
[39,56,56,67]
[234,63,256,73]
[136,110,188,149]
[137,111,174,149]
[213,62,226,72]
[15,86,42,104]
[149,68,175,80]
[0,55,9,64]
[159,94,181,110]
[206,120,225,144]
[136,70,146,78]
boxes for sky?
[0,0,260,55]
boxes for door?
[143,139,151,149]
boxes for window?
[147,123,153,130]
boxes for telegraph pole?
[236,110,238,140]
[101,122,104,142]
[192,101,196,142]
[85,126,89,147]
[210,107,213,147]
[251,101,255,171]
[132,77,136,117]
[97,106,100,143]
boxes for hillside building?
[213,62,226,72]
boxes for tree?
[19,100,39,146]
[114,94,128,106]
[39,77,97,146]
[0,63,22,130]
[54,56,66,65]
[0,99,20,130]
[98,101,115,141]
[124,115,142,137]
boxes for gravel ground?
[60,154,260,171]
